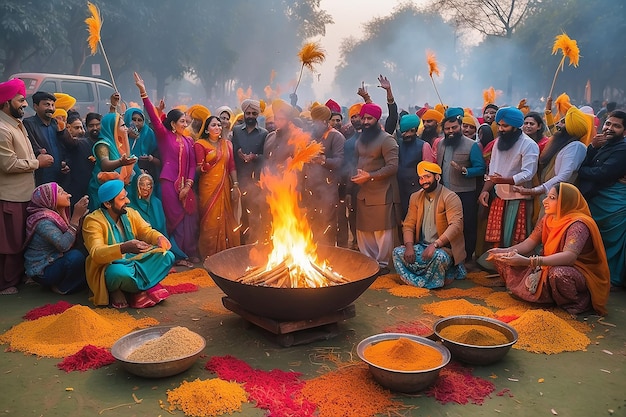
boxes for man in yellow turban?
[392,160,466,288]
[186,104,210,140]
[419,108,444,151]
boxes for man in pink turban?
[0,79,54,294]
[351,102,400,274]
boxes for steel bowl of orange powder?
[111,326,206,378]
[357,333,451,393]
[433,315,518,365]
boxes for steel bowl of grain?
[433,315,518,365]
[357,333,451,393]
[111,326,206,378]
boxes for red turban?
[359,103,382,120]
[325,99,341,114]
[0,78,26,103]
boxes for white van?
[9,72,116,117]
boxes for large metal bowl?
[357,333,451,393]
[204,244,380,320]
[111,326,206,378]
[433,315,518,365]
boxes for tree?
[334,4,457,108]
[431,0,534,39]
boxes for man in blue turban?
[82,179,175,309]
[477,107,539,268]
[396,114,435,218]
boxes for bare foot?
[109,289,128,309]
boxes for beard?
[497,129,522,151]
[359,123,381,144]
[421,126,438,145]
[402,133,417,142]
[245,117,256,126]
[111,205,127,216]
[88,129,100,141]
[9,103,24,119]
[421,180,438,193]
[351,120,362,131]
[443,131,463,149]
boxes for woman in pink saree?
[134,72,199,262]
[194,115,241,259]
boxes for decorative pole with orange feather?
[85,2,118,92]
[548,32,580,99]
[293,42,326,95]
[426,50,444,105]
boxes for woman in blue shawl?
[87,112,137,211]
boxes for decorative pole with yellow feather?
[85,2,118,92]
[293,42,326,95]
[548,32,580,99]
[426,50,444,106]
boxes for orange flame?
[258,130,331,288]
[85,2,102,55]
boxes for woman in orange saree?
[487,182,609,315]
[194,116,241,259]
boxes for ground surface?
[1,267,625,417]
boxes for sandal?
[147,284,170,303]
[111,300,129,309]
[129,291,156,309]
[175,259,194,268]
[0,286,18,295]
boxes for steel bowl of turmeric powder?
[357,333,451,393]
[433,315,518,365]
[111,326,206,378]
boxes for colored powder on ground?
[550,308,592,334]
[388,285,430,298]
[383,319,434,337]
[495,306,530,318]
[0,305,158,358]
[370,273,404,289]
[485,292,532,310]
[166,378,248,416]
[301,364,404,417]
[422,299,495,318]
[426,362,496,405]
[57,345,115,372]
[509,309,590,354]
[363,337,443,371]
[23,300,74,320]
[434,287,494,300]
[206,355,316,417]
[162,282,198,294]
[494,314,520,323]
[200,302,231,315]
[439,324,510,346]
[127,326,204,362]
[161,268,216,288]
[466,271,505,287]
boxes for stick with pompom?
[548,32,580,99]
[293,42,326,95]
[85,2,118,92]
[426,50,444,106]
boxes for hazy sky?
[313,0,427,100]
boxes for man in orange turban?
[392,160,466,288]
[419,108,444,149]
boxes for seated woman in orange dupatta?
[194,116,241,260]
[487,182,610,315]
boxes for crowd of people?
[0,73,624,316]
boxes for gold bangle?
[140,93,148,99]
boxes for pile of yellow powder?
[434,287,494,300]
[167,378,248,416]
[161,268,216,288]
[370,273,404,289]
[0,305,158,358]
[389,285,430,298]
[509,309,590,354]
[422,299,495,318]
